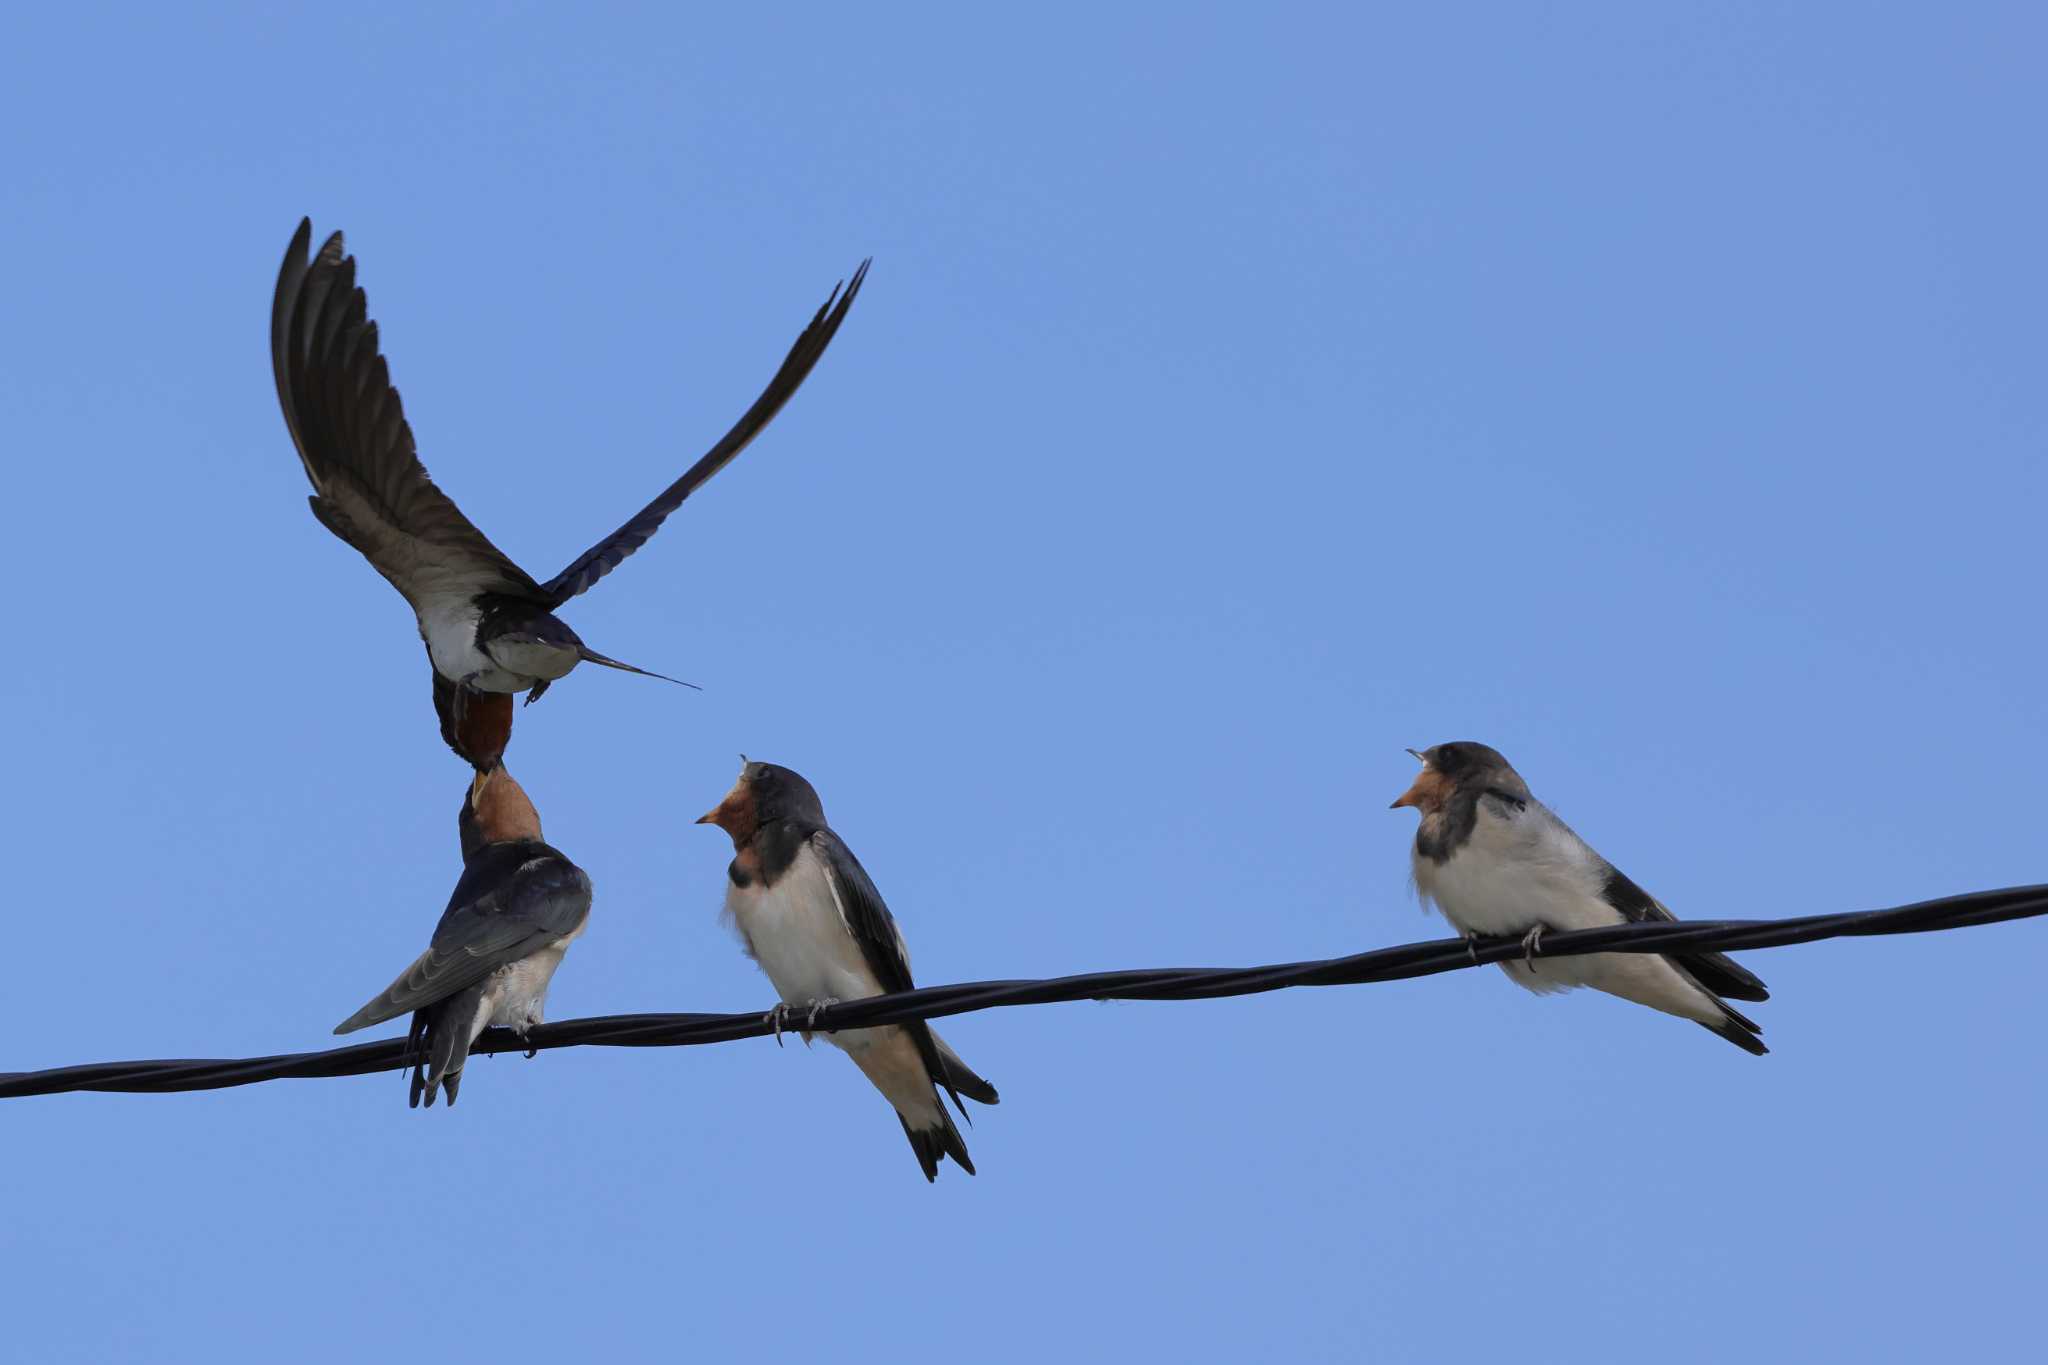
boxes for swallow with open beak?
[698,760,998,1180]
[1391,742,1769,1054]
[271,219,868,766]
[334,766,593,1105]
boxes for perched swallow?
[1391,742,1768,1055]
[698,760,998,1180]
[334,766,593,1105]
[271,219,868,763]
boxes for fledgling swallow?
[698,760,998,1181]
[334,766,593,1105]
[270,219,868,765]
[1391,742,1769,1055]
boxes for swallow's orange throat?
[448,688,514,771]
[697,778,758,850]
[1390,767,1453,814]
[471,768,543,843]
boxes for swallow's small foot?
[764,1003,793,1047]
[805,997,842,1032]
[524,678,551,707]
[1520,923,1546,966]
[1465,931,1484,963]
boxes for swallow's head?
[461,765,543,856]
[697,757,826,846]
[1390,741,1521,814]
[435,676,515,771]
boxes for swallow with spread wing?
[699,761,998,1181]
[334,766,592,1105]
[271,219,867,765]
[1392,741,1769,1055]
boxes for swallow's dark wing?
[272,219,545,615]
[333,853,591,1034]
[537,261,869,606]
[1598,863,1770,1002]
[809,827,959,1107]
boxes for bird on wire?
[699,759,999,1180]
[334,765,593,1106]
[1391,741,1769,1054]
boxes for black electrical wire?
[3,882,2042,1100]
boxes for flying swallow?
[1391,742,1768,1054]
[271,218,868,764]
[698,760,998,1180]
[334,766,593,1105]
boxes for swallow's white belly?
[484,931,583,1031]
[415,593,565,695]
[417,596,530,692]
[1416,809,1632,995]
[431,930,585,1100]
[725,850,888,1054]
[1414,801,1613,932]
[1413,819,1721,1022]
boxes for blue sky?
[2,3,2043,1359]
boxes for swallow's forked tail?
[901,1105,976,1183]
[904,1032,995,1180]
[406,1009,471,1108]
[576,646,700,691]
[1661,956,1768,1056]
[934,1033,999,1113]
[1700,1000,1768,1056]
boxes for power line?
[3,882,2042,1100]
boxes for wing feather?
[272,219,543,611]
[1597,863,1769,1002]
[539,261,869,605]
[809,829,960,1108]
[333,854,590,1034]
